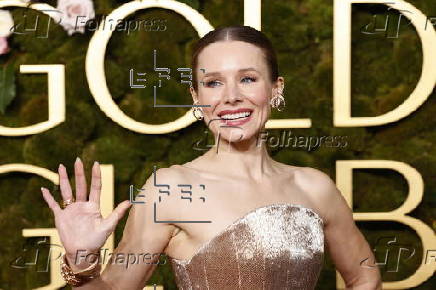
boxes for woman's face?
[191,40,284,144]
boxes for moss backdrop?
[0,0,435,289]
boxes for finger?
[89,161,101,205]
[74,157,87,201]
[58,164,73,201]
[41,187,61,214]
[100,200,132,234]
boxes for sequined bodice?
[168,203,325,290]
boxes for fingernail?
[58,164,64,170]
[41,187,45,191]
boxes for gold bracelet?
[60,253,101,286]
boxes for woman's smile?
[218,108,253,126]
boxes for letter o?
[85,0,214,134]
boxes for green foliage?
[0,0,434,289]
[0,61,16,114]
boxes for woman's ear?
[190,86,198,103]
[273,77,285,96]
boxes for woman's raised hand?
[41,158,131,269]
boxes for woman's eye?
[241,76,256,83]
[204,80,220,87]
[203,77,255,87]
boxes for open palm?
[41,158,131,259]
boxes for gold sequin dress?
[168,203,325,290]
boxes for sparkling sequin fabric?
[168,203,325,290]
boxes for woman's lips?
[219,113,252,126]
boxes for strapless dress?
[168,203,325,290]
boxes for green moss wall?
[0,0,435,289]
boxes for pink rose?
[0,37,9,55]
[0,9,14,38]
[56,0,95,35]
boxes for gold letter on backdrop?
[86,0,311,134]
[244,0,261,31]
[85,0,214,134]
[0,64,65,136]
[243,0,311,129]
[0,163,115,290]
[2,0,435,289]
[334,0,436,126]
[0,1,66,136]
[336,160,436,289]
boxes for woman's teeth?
[221,111,251,120]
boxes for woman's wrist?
[61,253,101,287]
[65,249,101,272]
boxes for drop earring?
[270,89,286,111]
[192,100,204,120]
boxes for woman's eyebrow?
[202,67,259,77]
[238,67,259,73]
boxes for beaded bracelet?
[60,253,101,286]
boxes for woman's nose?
[222,82,242,104]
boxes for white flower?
[56,0,95,35]
[0,37,9,55]
[0,10,14,38]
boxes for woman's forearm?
[67,255,156,290]
[65,251,116,290]
[347,281,382,290]
[346,274,382,290]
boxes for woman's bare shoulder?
[140,165,193,215]
[283,165,342,224]
[292,166,336,191]
[151,164,192,181]
[264,161,332,187]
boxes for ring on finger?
[61,197,76,209]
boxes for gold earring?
[192,100,204,120]
[270,89,286,111]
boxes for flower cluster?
[0,0,96,55]
[0,9,14,55]
[56,0,95,35]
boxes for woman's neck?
[200,135,276,180]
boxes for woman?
[41,25,382,289]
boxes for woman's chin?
[216,130,260,145]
